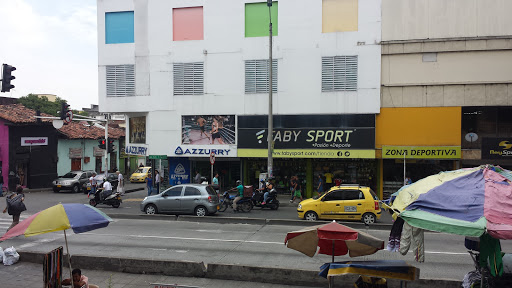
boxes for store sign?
[149,155,167,160]
[93,147,104,157]
[382,146,461,159]
[68,148,83,158]
[125,144,148,156]
[169,157,190,185]
[21,137,48,146]
[238,128,375,149]
[482,138,512,159]
[238,149,375,159]
[172,145,237,157]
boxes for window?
[245,2,278,37]
[105,11,134,44]
[342,190,364,200]
[173,62,204,95]
[322,0,358,33]
[173,7,203,41]
[322,56,358,92]
[324,191,344,201]
[164,187,182,197]
[106,65,135,97]
[245,60,277,93]
[184,187,201,196]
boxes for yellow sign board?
[238,149,375,159]
[382,146,461,159]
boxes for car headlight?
[298,204,302,209]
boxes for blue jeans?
[147,186,153,196]
[89,186,96,197]
[156,182,160,194]
[263,192,269,203]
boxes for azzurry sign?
[169,157,190,185]
[172,145,237,157]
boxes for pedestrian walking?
[317,174,324,197]
[116,171,124,195]
[88,172,97,198]
[3,185,26,231]
[291,176,303,203]
[155,170,160,194]
[194,170,202,184]
[289,176,296,202]
[146,174,153,196]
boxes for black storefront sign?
[482,137,512,159]
[238,115,375,150]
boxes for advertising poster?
[169,157,190,185]
[129,116,146,144]
[182,115,235,145]
[482,138,512,159]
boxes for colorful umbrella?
[390,165,512,239]
[285,221,384,262]
[0,203,113,282]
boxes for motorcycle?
[218,190,253,212]
[89,187,122,208]
[252,188,279,210]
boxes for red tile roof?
[0,104,53,123]
[58,121,125,139]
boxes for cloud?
[0,0,98,110]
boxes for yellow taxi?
[297,184,381,224]
[129,167,151,183]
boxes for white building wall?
[98,0,381,156]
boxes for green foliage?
[18,94,68,117]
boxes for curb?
[18,251,462,288]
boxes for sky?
[0,0,97,110]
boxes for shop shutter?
[106,64,135,97]
[173,62,204,95]
[245,59,277,94]
[322,56,358,92]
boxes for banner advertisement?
[382,146,461,159]
[21,137,48,146]
[169,157,190,185]
[481,138,512,159]
[129,116,146,144]
[171,145,237,158]
[238,149,375,159]
[182,115,235,145]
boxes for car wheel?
[195,206,207,217]
[362,213,376,225]
[89,199,97,207]
[305,211,318,221]
[72,184,80,193]
[145,204,157,215]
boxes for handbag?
[7,194,26,215]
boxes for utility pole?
[104,115,109,176]
[267,0,273,179]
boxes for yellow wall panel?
[322,0,358,33]
[376,107,461,147]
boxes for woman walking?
[3,185,26,231]
[146,174,153,196]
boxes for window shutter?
[173,62,204,95]
[322,56,358,92]
[245,59,277,94]
[106,65,135,97]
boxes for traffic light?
[98,138,106,149]
[107,138,115,153]
[60,102,70,120]
[1,64,16,93]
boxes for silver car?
[140,184,220,217]
[53,170,96,193]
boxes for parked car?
[130,167,151,183]
[53,170,96,193]
[140,184,220,217]
[297,184,382,224]
[83,173,119,194]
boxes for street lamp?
[267,0,273,179]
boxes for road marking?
[424,251,467,256]
[18,237,60,249]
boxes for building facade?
[97,0,382,195]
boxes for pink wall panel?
[0,119,9,187]
[173,7,204,41]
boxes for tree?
[18,94,69,117]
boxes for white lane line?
[18,237,60,249]
[425,251,467,255]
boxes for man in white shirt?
[102,179,112,200]
[88,173,97,198]
[116,171,124,195]
[155,170,161,194]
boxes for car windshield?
[62,172,79,178]
[369,189,379,200]
[135,168,148,173]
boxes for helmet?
[236,180,242,185]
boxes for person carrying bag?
[3,185,26,231]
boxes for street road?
[1,213,511,282]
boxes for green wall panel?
[245,2,278,37]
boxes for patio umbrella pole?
[332,240,335,263]
[64,230,73,285]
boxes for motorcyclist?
[262,182,276,205]
[228,180,244,212]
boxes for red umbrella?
[285,221,384,262]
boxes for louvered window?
[106,65,135,97]
[322,56,358,92]
[173,62,204,95]
[245,59,277,94]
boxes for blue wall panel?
[106,11,134,44]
